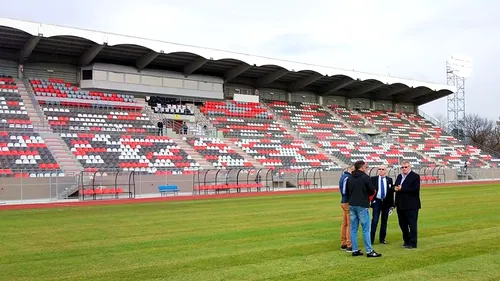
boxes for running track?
[1,180,499,211]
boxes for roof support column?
[256,68,288,88]
[136,51,159,71]
[224,63,251,82]
[79,44,105,66]
[319,78,356,95]
[288,73,323,92]
[184,57,208,76]
[19,35,41,63]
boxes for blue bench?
[158,185,179,197]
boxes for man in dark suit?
[394,161,421,249]
[370,165,394,245]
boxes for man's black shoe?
[340,245,347,251]
[401,243,409,248]
[345,247,353,253]
[404,245,417,250]
[352,250,363,256]
[367,250,382,257]
[380,240,387,244]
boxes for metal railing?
[20,78,48,127]
[1,166,500,204]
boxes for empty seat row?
[203,100,341,171]
[62,133,200,174]
[30,79,135,102]
[184,136,253,168]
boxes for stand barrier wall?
[1,167,500,203]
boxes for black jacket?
[370,176,395,209]
[346,170,376,208]
[394,171,421,210]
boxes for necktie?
[380,177,385,199]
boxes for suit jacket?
[370,175,395,209]
[394,170,421,210]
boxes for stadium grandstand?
[0,17,499,202]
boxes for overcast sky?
[0,0,498,121]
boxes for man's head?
[347,165,355,173]
[401,161,411,175]
[378,165,387,177]
[354,160,367,172]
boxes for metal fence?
[1,166,500,204]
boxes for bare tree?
[486,127,500,155]
[433,114,448,128]
[461,113,494,147]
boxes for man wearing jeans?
[346,160,382,258]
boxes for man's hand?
[395,185,402,191]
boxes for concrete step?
[39,133,83,174]
[169,134,213,169]
[307,140,349,167]
[14,78,45,126]
[323,106,374,141]
[223,138,264,169]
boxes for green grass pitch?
[1,183,500,281]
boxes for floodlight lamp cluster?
[448,55,473,78]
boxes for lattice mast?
[446,56,472,141]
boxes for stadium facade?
[0,17,498,202]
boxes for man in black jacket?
[346,160,382,258]
[370,165,394,244]
[394,161,421,249]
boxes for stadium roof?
[0,17,455,105]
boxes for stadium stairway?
[303,138,348,167]
[38,132,83,175]
[169,134,212,169]
[323,106,379,140]
[262,102,348,167]
[15,79,47,129]
[192,105,216,133]
[222,137,265,169]
[136,98,162,125]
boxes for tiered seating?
[359,109,472,168]
[267,101,362,142]
[407,113,496,168]
[61,133,200,175]
[152,103,193,115]
[40,105,155,134]
[1,76,32,130]
[267,101,428,168]
[30,78,135,102]
[147,96,194,115]
[185,137,252,168]
[28,77,200,174]
[201,100,340,171]
[30,78,156,134]
[0,131,62,177]
[330,105,373,130]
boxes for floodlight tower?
[446,55,472,141]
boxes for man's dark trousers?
[371,198,390,243]
[397,208,419,247]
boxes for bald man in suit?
[370,165,394,244]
